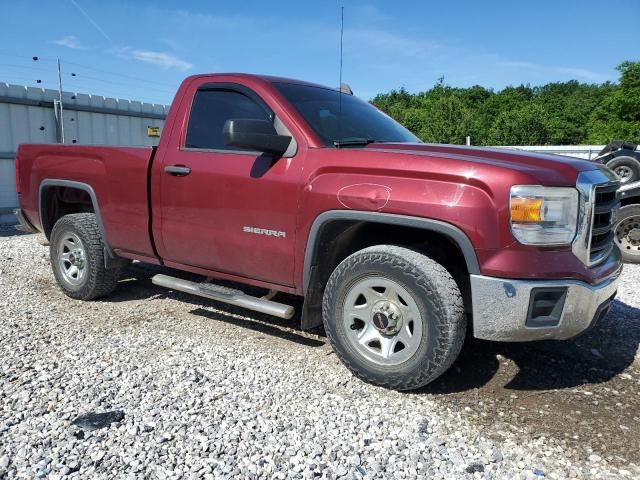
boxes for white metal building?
[0,82,169,224]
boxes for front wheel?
[615,205,640,264]
[322,245,466,390]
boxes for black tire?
[322,245,466,390]
[50,213,124,300]
[614,205,640,264]
[606,156,640,184]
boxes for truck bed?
[17,144,157,259]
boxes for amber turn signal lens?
[511,197,543,222]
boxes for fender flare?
[39,179,115,260]
[303,210,480,293]
[300,210,480,330]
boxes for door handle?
[164,165,191,176]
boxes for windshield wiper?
[333,137,376,148]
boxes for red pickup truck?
[15,74,622,390]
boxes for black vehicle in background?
[595,141,640,263]
[615,180,640,263]
[596,140,640,184]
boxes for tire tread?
[322,245,466,390]
[50,213,122,300]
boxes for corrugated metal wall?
[0,82,169,224]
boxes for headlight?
[510,186,579,245]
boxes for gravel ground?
[1,229,639,479]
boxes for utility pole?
[56,58,65,143]
[33,55,65,143]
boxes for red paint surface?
[16,74,620,294]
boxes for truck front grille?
[589,183,619,264]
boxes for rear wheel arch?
[300,210,480,330]
[40,180,100,235]
[39,179,115,262]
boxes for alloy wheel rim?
[57,232,87,286]
[615,217,640,256]
[614,165,633,183]
[342,276,423,366]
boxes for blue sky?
[1,0,637,105]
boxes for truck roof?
[183,73,333,90]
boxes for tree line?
[371,61,640,146]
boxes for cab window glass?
[185,89,271,150]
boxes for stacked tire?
[598,141,640,185]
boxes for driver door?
[155,83,302,287]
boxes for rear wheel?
[322,245,466,390]
[615,205,640,264]
[50,213,124,299]
[607,156,640,185]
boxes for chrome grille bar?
[572,167,620,267]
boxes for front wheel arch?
[300,211,479,330]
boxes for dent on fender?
[337,183,392,211]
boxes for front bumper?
[471,248,622,342]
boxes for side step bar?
[151,274,295,319]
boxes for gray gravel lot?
[1,230,639,479]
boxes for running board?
[151,274,295,319]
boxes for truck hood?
[364,142,601,186]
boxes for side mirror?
[223,119,291,157]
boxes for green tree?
[535,81,609,144]
[415,93,473,144]
[473,85,533,145]
[587,61,640,143]
[373,81,474,143]
[487,104,550,145]
[371,87,414,120]
[371,60,640,146]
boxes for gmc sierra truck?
[14,74,623,390]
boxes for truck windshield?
[273,82,420,147]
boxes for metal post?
[466,136,471,146]
[56,58,65,144]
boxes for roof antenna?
[338,7,352,96]
[339,6,344,91]
[338,6,344,141]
